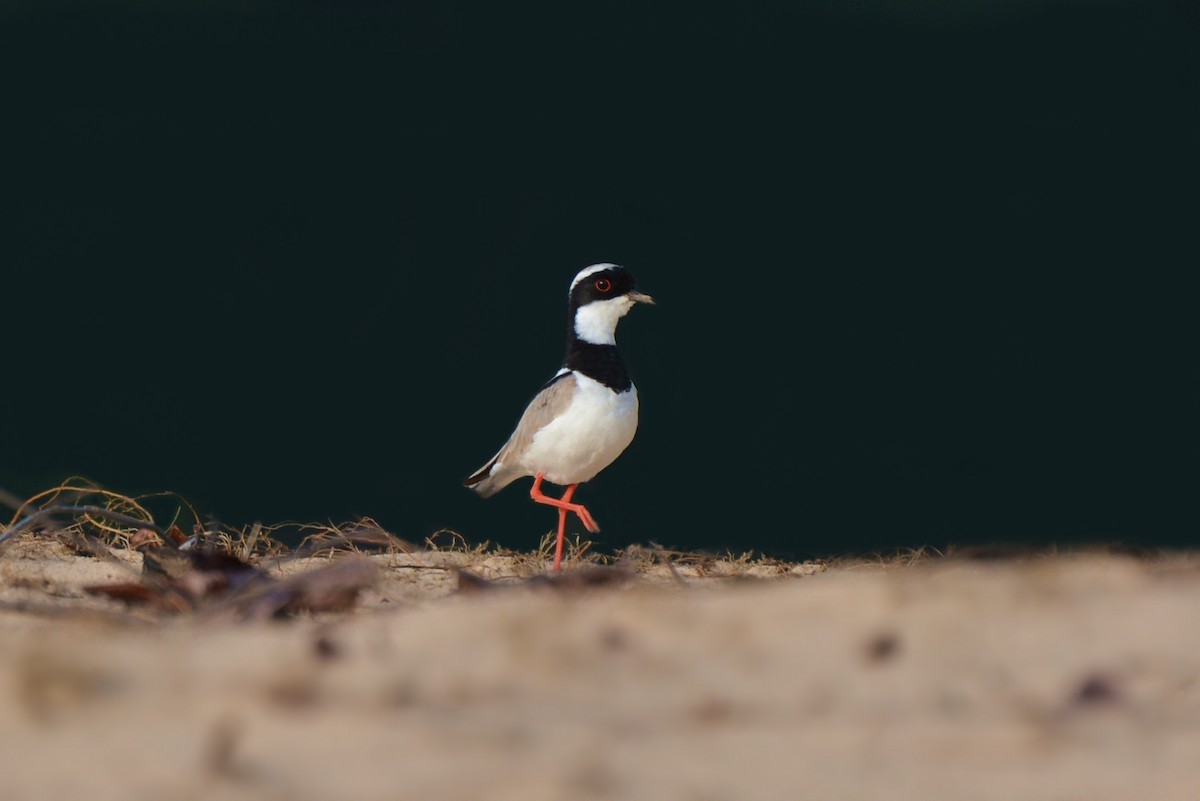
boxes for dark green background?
[3,1,1197,558]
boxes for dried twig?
[0,505,166,547]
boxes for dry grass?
[0,480,981,586]
[0,480,839,621]
[6,479,1190,608]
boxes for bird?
[464,263,654,572]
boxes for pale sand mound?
[2,541,1199,801]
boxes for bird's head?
[568,263,654,345]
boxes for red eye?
[594,278,612,292]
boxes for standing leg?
[552,484,579,572]
[530,472,600,572]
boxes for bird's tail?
[463,454,515,498]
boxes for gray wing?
[463,372,578,497]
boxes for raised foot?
[530,473,602,534]
[572,504,601,533]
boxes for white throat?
[573,296,633,345]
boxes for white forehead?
[569,263,620,294]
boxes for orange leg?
[530,472,601,572]
[552,484,576,573]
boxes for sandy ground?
[2,539,1200,801]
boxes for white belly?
[520,375,639,485]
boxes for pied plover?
[464,263,654,571]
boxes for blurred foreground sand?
[3,540,1199,801]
